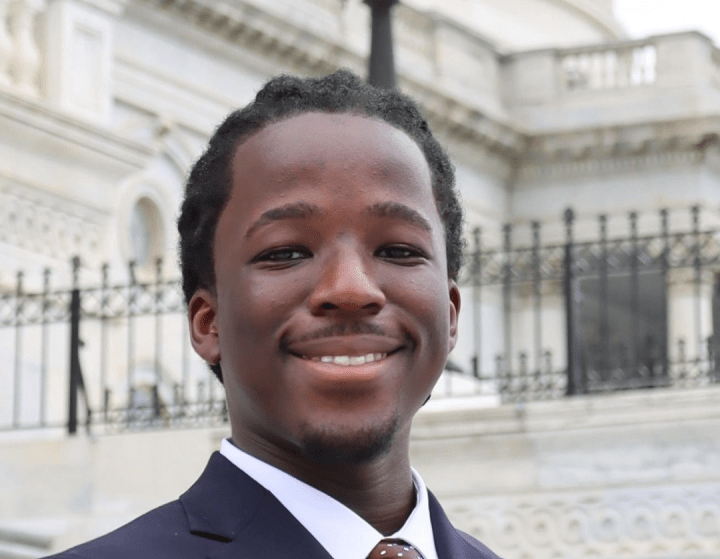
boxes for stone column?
[8,0,45,96]
[0,0,12,86]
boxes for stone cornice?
[134,0,355,75]
[0,89,153,170]
[131,0,527,159]
[61,0,129,15]
[516,116,720,182]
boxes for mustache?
[283,322,404,348]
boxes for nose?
[308,245,386,315]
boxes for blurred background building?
[1,0,719,557]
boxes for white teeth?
[310,353,388,365]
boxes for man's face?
[190,112,460,466]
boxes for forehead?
[214,111,444,256]
[229,112,432,199]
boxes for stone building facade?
[1,1,719,558]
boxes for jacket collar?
[428,491,502,559]
[180,452,499,559]
[179,452,332,558]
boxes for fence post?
[13,271,24,428]
[472,227,482,380]
[502,223,513,381]
[660,209,670,379]
[563,208,583,395]
[68,257,81,435]
[629,212,640,379]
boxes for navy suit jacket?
[46,452,500,559]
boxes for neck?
[232,432,415,535]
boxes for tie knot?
[367,539,424,559]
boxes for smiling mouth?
[301,353,388,366]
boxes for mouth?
[301,353,389,366]
[285,334,405,367]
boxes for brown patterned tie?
[366,539,424,559]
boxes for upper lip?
[285,335,405,359]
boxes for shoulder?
[454,528,504,559]
[427,490,503,559]
[43,500,219,559]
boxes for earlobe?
[448,281,461,351]
[188,289,220,366]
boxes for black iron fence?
[0,257,228,434]
[2,206,720,434]
[460,206,720,402]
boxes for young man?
[47,70,500,559]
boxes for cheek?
[220,273,287,327]
[402,276,449,320]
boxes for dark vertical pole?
[630,212,640,380]
[154,257,163,418]
[660,209,670,381]
[68,257,81,435]
[13,271,23,428]
[692,206,702,364]
[127,260,136,417]
[518,351,528,399]
[564,208,583,395]
[472,227,482,380]
[532,221,542,377]
[100,263,109,421]
[502,223,513,382]
[364,0,399,89]
[599,215,609,381]
[40,268,50,426]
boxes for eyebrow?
[245,202,322,238]
[364,202,432,232]
[244,200,432,238]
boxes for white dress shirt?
[220,439,439,559]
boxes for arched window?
[129,196,164,267]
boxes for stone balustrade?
[504,31,720,129]
[559,42,656,91]
[0,0,45,97]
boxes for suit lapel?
[181,453,500,559]
[180,452,333,559]
[428,491,501,559]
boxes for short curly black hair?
[178,69,464,380]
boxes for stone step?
[0,540,44,559]
[0,527,52,559]
[0,528,51,550]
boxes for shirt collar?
[220,439,438,559]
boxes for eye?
[253,246,312,264]
[376,244,428,262]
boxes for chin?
[298,416,399,465]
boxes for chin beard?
[299,417,399,465]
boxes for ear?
[188,288,220,366]
[448,280,461,352]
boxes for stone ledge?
[0,89,153,170]
[412,385,720,439]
